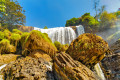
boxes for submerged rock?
[66,33,109,68]
[53,52,98,80]
[2,57,54,80]
[23,30,57,58]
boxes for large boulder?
[2,57,54,80]
[23,30,57,58]
[53,52,99,80]
[66,33,109,68]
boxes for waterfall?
[94,63,106,80]
[34,25,84,44]
[34,25,106,80]
[76,25,85,36]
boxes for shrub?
[43,26,48,29]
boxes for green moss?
[24,30,57,57]
[0,39,10,45]
[21,32,29,48]
[3,29,11,39]
[10,33,21,41]
[10,33,21,47]
[0,39,16,54]
[0,31,5,40]
[12,29,23,35]
[28,30,54,46]
[54,41,69,52]
[54,41,62,52]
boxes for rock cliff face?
[101,40,120,80]
[53,52,99,80]
[17,25,34,32]
[2,57,54,80]
[66,33,109,68]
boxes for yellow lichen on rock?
[66,33,109,68]
[24,30,57,58]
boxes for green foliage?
[44,26,48,29]
[12,29,23,35]
[0,0,6,13]
[65,17,81,27]
[100,11,117,30]
[0,0,26,29]
[0,31,4,40]
[65,13,99,32]
[114,11,120,18]
[81,13,99,26]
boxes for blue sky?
[17,0,120,28]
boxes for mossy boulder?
[66,33,109,68]
[0,39,16,54]
[23,30,57,58]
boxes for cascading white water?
[76,25,85,36]
[34,25,84,44]
[94,63,106,80]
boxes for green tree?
[44,26,48,29]
[81,13,99,32]
[100,11,117,30]
[65,17,81,27]
[0,0,26,29]
[0,0,6,13]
